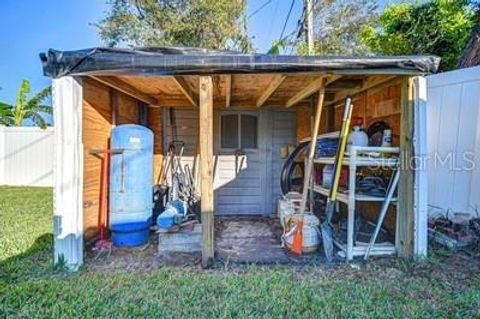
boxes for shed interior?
[80,72,412,264]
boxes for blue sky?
[0,1,108,104]
[0,0,390,104]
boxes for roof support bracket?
[89,76,158,106]
[256,75,286,107]
[286,75,341,108]
[173,76,199,107]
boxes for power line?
[279,0,296,41]
[286,2,308,54]
[270,0,318,54]
[248,0,274,18]
[285,0,320,54]
[296,0,319,41]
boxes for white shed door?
[164,108,295,216]
[214,111,267,215]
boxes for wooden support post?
[397,76,415,257]
[299,80,326,216]
[199,76,214,268]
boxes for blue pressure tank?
[109,124,153,247]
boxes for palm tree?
[0,79,52,129]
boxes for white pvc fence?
[0,126,54,187]
[427,66,480,218]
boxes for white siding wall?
[271,111,296,213]
[0,126,54,187]
[427,66,480,218]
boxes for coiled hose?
[280,141,309,195]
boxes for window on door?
[220,113,258,149]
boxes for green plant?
[54,255,69,273]
[0,79,52,128]
[295,0,378,56]
[267,39,286,55]
[95,0,252,52]
[360,0,478,70]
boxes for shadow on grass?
[0,233,58,284]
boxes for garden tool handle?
[328,96,353,202]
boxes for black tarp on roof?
[40,47,440,78]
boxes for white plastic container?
[278,198,296,228]
[283,213,320,253]
[347,125,369,153]
[277,192,302,227]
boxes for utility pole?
[305,0,314,55]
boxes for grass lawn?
[1,186,480,318]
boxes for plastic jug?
[347,117,368,153]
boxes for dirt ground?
[85,217,324,272]
[85,217,480,289]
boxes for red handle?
[99,150,110,241]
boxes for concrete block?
[158,224,202,253]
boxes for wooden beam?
[397,76,415,258]
[89,76,158,106]
[299,80,326,218]
[328,75,397,107]
[286,75,341,108]
[225,75,232,108]
[326,79,363,91]
[256,75,286,107]
[212,76,222,100]
[173,76,199,107]
[199,76,214,268]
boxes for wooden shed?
[41,47,439,269]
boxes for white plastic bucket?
[277,192,302,227]
[283,213,321,253]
